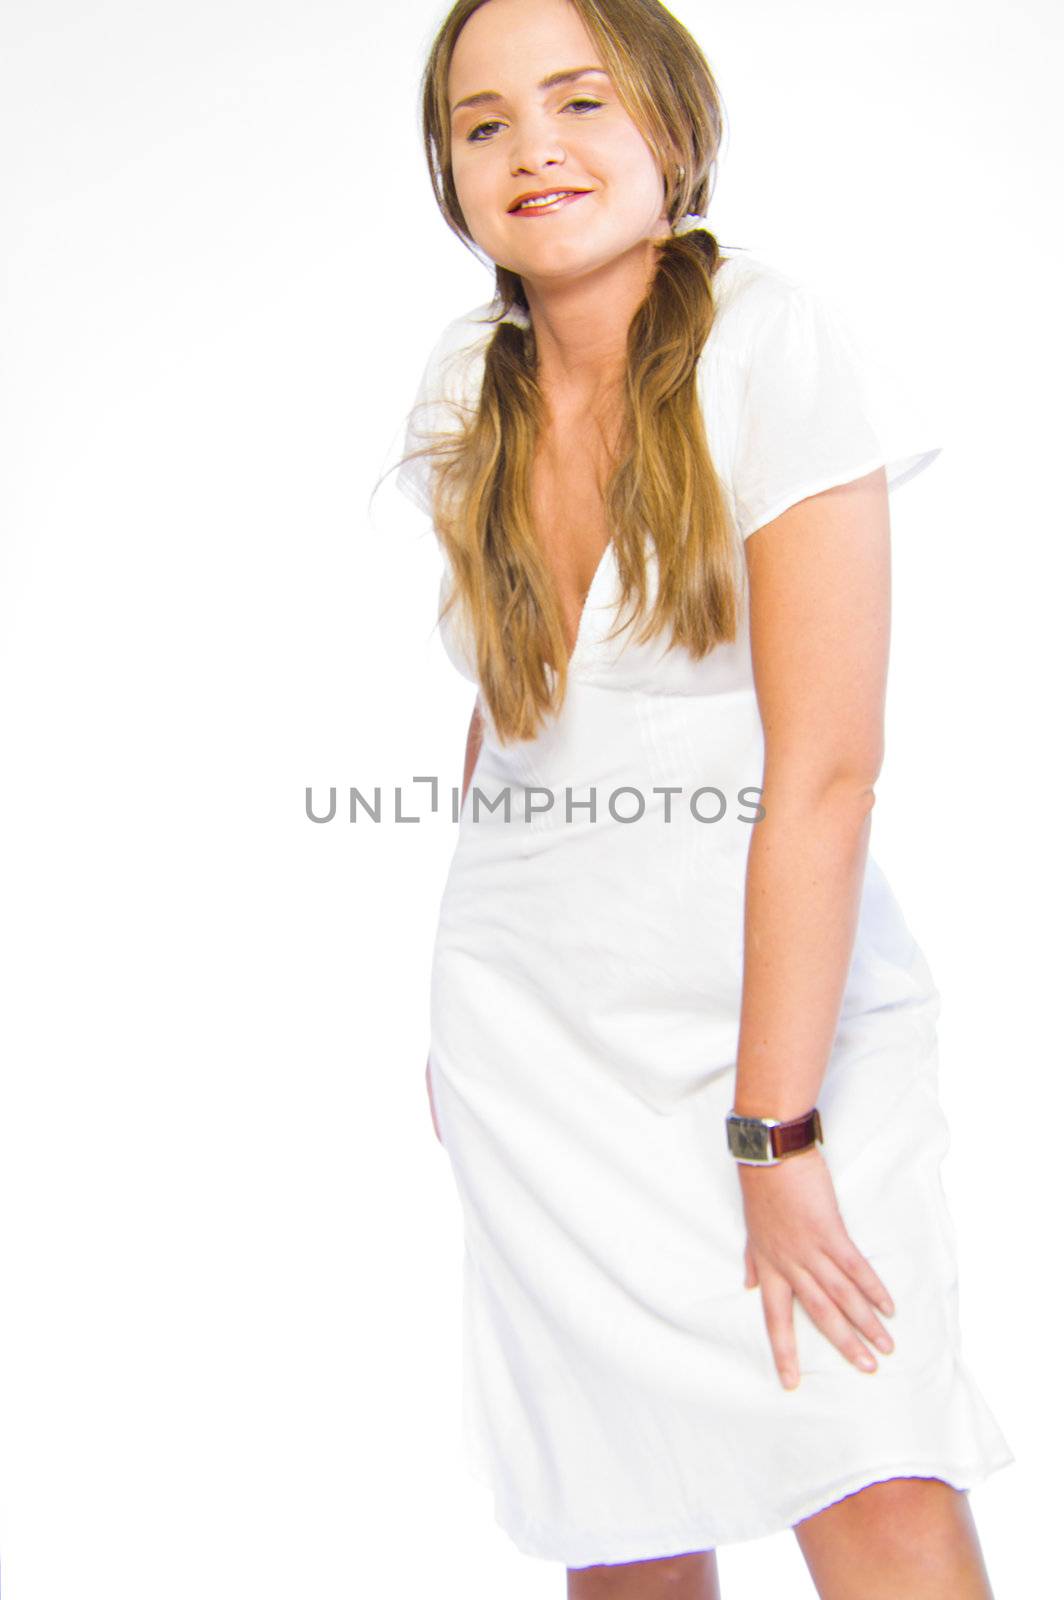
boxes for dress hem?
[475,1447,1017,1568]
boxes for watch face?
[727,1116,772,1162]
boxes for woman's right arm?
[426,696,484,1144]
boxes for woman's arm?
[736,465,898,1388]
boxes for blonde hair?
[401,0,740,744]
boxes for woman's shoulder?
[425,255,809,372]
[431,300,501,355]
[396,302,500,512]
[707,250,824,360]
[416,300,500,406]
[713,248,810,298]
[415,253,829,413]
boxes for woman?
[394,0,1014,1593]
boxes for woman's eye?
[466,98,603,143]
[467,120,504,142]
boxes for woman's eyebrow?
[450,66,609,119]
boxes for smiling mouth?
[508,190,591,216]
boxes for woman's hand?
[738,1145,895,1389]
[425,1056,443,1145]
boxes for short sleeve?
[730,276,942,541]
[395,305,495,518]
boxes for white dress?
[396,251,1015,1568]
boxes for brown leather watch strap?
[769,1107,823,1159]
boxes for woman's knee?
[567,1547,720,1599]
[793,1476,991,1598]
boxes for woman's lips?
[508,191,590,218]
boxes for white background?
[0,1,1056,1594]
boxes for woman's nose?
[509,135,568,178]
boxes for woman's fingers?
[789,1264,881,1373]
[753,1246,896,1386]
[758,1268,800,1389]
[739,1149,899,1385]
[815,1248,895,1355]
[829,1235,895,1319]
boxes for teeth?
[516,191,577,210]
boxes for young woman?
[395,1,1014,1593]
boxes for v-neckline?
[564,536,616,669]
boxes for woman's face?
[447,0,673,287]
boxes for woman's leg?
[567,1549,721,1599]
[792,1476,995,1599]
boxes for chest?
[529,425,615,652]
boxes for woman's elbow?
[762,751,884,813]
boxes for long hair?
[401,0,740,744]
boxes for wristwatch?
[725,1107,823,1165]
